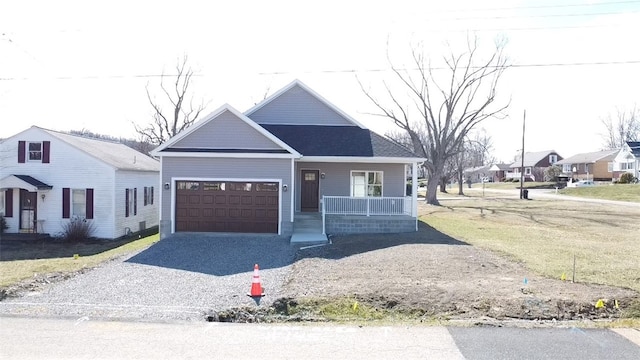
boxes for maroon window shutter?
[144,187,148,206]
[18,141,26,163]
[42,141,51,163]
[86,188,94,219]
[62,188,70,218]
[4,189,13,217]
[125,189,129,217]
[151,186,154,205]
[134,188,137,215]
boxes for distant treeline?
[68,130,155,156]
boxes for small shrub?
[61,216,96,242]
[618,173,637,184]
[0,216,8,233]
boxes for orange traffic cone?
[248,264,265,297]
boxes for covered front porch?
[289,160,420,243]
[1,175,53,235]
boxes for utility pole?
[520,110,526,199]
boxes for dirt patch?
[280,224,638,323]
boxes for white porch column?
[412,162,418,230]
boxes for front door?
[19,190,37,231]
[301,170,319,212]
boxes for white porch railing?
[321,196,415,235]
[323,196,412,216]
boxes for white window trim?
[72,189,86,218]
[27,141,43,162]
[350,170,384,197]
[0,191,5,216]
[524,167,532,175]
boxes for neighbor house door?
[19,190,37,231]
[301,170,319,212]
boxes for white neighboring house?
[0,126,159,239]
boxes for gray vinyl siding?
[160,157,292,229]
[172,110,282,150]
[294,162,407,212]
[248,85,354,126]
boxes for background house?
[489,163,511,182]
[0,126,159,239]
[506,150,562,181]
[622,141,640,179]
[555,149,619,181]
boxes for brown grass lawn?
[420,198,640,293]
[0,234,159,288]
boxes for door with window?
[301,170,319,212]
[19,190,37,231]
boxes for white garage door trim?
[170,177,282,235]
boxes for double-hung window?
[28,142,42,161]
[72,189,86,217]
[351,171,383,197]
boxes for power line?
[2,60,639,81]
[437,0,640,13]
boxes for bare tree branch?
[133,55,208,146]
[361,36,510,205]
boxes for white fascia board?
[151,104,234,155]
[150,103,301,158]
[156,152,299,159]
[223,105,301,156]
[299,156,426,164]
[244,79,367,129]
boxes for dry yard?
[281,197,640,323]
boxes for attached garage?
[175,180,279,233]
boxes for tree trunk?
[439,176,448,193]
[457,170,465,196]
[425,172,441,205]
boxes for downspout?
[412,161,418,231]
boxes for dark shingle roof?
[260,125,418,158]
[14,175,53,189]
[628,141,640,157]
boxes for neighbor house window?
[608,162,613,172]
[562,164,572,173]
[125,188,137,217]
[144,186,154,206]
[72,189,86,217]
[0,191,4,216]
[524,167,532,175]
[549,154,558,164]
[351,171,383,197]
[28,142,42,161]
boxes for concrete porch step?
[290,232,328,244]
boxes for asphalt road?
[1,317,639,360]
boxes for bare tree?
[601,106,640,149]
[361,37,509,205]
[134,56,207,145]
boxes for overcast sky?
[2,0,639,162]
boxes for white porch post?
[412,162,418,231]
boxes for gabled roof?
[244,79,366,128]
[490,163,511,171]
[152,104,300,157]
[11,126,159,172]
[0,175,53,191]
[627,141,640,157]
[260,125,419,158]
[509,150,558,168]
[555,149,619,165]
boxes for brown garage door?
[175,181,279,233]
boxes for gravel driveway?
[0,234,297,322]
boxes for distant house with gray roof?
[555,149,620,181]
[507,150,562,181]
[0,126,159,239]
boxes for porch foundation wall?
[325,215,415,235]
